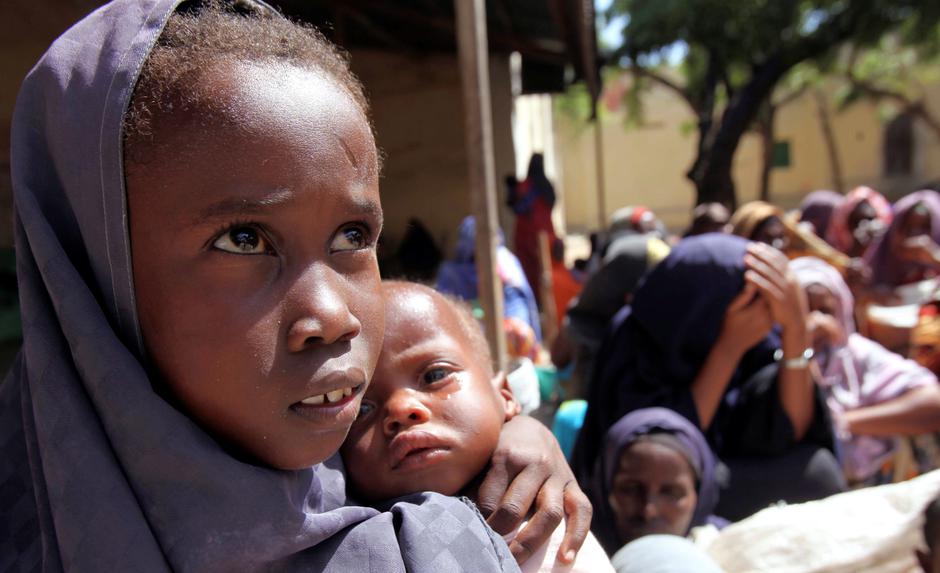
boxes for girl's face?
[127,61,384,470]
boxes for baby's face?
[127,61,384,470]
[341,284,515,502]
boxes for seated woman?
[866,190,940,289]
[730,201,852,275]
[792,257,940,485]
[590,408,724,555]
[826,186,892,258]
[573,234,844,522]
[799,190,844,242]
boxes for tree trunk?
[814,88,845,192]
[688,56,794,209]
[757,103,776,202]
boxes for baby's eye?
[213,226,270,255]
[330,224,371,252]
[422,367,450,385]
[356,400,375,420]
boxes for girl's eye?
[213,226,269,255]
[330,224,371,252]
[422,367,450,385]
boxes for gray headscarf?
[0,1,518,571]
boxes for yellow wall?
[557,76,940,234]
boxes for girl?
[2,0,587,570]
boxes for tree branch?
[627,65,696,109]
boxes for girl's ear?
[492,371,520,421]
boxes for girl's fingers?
[489,465,552,564]
[554,481,592,565]
[485,463,545,538]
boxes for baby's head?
[341,281,518,502]
[124,0,384,470]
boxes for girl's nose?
[383,389,431,436]
[286,265,362,352]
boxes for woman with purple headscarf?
[591,408,725,554]
[866,190,940,288]
[800,190,844,242]
[791,257,940,484]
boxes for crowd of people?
[4,0,940,572]
[428,176,940,570]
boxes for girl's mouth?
[298,383,363,406]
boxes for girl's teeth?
[300,386,358,406]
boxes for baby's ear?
[492,371,520,421]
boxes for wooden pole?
[593,117,607,228]
[455,0,508,371]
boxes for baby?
[342,281,611,572]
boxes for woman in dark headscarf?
[508,153,557,299]
[574,234,843,521]
[591,408,724,554]
[866,190,940,288]
[799,190,844,241]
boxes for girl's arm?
[843,384,940,436]
[477,415,591,566]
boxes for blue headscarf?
[436,216,542,341]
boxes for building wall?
[352,49,517,261]
[557,77,940,234]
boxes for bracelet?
[774,347,815,369]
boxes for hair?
[124,0,373,164]
[382,280,494,373]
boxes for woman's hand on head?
[476,415,591,566]
[719,280,774,354]
[743,243,809,334]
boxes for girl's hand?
[477,415,591,566]
[743,243,809,334]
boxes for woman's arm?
[745,243,815,441]
[477,415,592,566]
[843,384,940,436]
[691,280,770,429]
